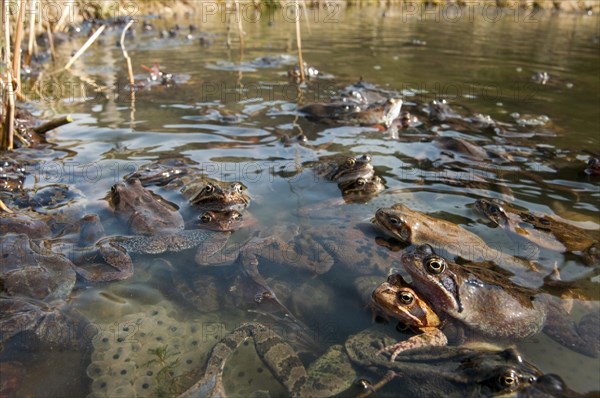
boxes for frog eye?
[346,158,356,166]
[360,154,371,163]
[398,290,414,305]
[426,257,446,274]
[355,379,372,391]
[203,184,215,194]
[232,183,244,192]
[355,178,366,186]
[231,211,241,220]
[498,370,519,389]
[200,213,212,223]
[389,216,401,225]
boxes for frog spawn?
[86,304,216,398]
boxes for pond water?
[3,3,600,397]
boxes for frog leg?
[543,298,600,358]
[179,322,310,398]
[237,235,333,275]
[377,328,448,362]
[72,240,134,282]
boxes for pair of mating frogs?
[370,204,599,359]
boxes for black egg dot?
[157,320,164,325]
[117,338,124,343]
[100,382,107,388]
[257,367,263,373]
[120,370,127,375]
[191,340,198,346]
[186,359,192,364]
[142,383,149,389]
[146,371,153,376]
[151,310,159,315]
[102,337,109,343]
[170,326,177,332]
[113,354,119,359]
[123,327,129,332]
[156,336,163,341]
[238,372,245,378]
[94,368,101,374]
[243,341,249,346]
[140,332,147,337]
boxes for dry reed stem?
[295,0,305,82]
[64,24,106,69]
[12,0,25,94]
[46,24,56,63]
[120,20,135,85]
[2,0,15,150]
[236,1,244,53]
[26,0,36,65]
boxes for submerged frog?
[185,209,254,232]
[400,244,599,358]
[299,98,402,129]
[179,324,556,398]
[475,199,600,266]
[373,203,538,272]
[0,234,90,350]
[338,175,385,203]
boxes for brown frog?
[371,273,447,361]
[338,175,385,203]
[400,244,600,358]
[299,98,402,129]
[475,199,600,266]
[107,178,184,235]
[310,153,375,184]
[373,203,539,272]
[185,209,254,232]
[185,181,250,211]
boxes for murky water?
[3,4,600,397]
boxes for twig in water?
[33,115,73,135]
[64,25,106,69]
[120,20,135,85]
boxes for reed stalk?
[2,0,15,150]
[12,0,25,95]
[120,20,135,85]
[295,0,305,82]
[64,24,106,69]
[26,0,36,66]
[46,24,56,64]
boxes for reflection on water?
[3,5,600,397]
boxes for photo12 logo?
[5,1,139,23]
[199,0,343,24]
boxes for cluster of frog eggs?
[85,304,214,398]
